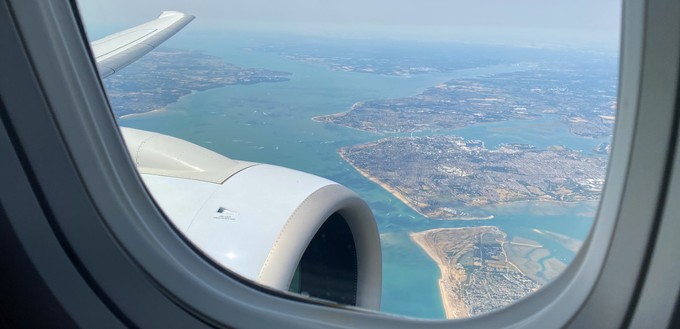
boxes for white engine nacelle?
[121,128,382,310]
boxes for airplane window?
[77,0,621,320]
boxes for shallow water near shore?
[120,32,605,319]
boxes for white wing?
[91,11,194,78]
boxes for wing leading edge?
[91,11,194,78]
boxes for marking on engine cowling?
[214,207,238,220]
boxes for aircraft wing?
[90,11,194,78]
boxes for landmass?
[256,41,525,76]
[315,69,617,138]
[256,40,603,77]
[314,79,539,133]
[340,136,606,219]
[411,226,566,318]
[104,48,291,117]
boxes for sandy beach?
[118,108,166,120]
[312,101,364,123]
[410,229,471,319]
[339,150,424,213]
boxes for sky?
[77,0,622,51]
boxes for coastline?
[434,215,495,221]
[311,112,346,123]
[338,148,598,220]
[411,226,540,319]
[339,150,423,214]
[495,198,599,206]
[312,101,364,123]
[311,102,391,136]
[410,229,475,319]
[339,150,495,221]
[117,89,201,120]
[118,108,167,120]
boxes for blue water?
[121,32,608,319]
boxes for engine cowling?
[121,128,382,310]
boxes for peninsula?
[104,48,291,117]
[315,69,617,138]
[411,226,567,318]
[340,136,606,219]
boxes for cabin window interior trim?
[3,0,677,327]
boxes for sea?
[119,31,612,319]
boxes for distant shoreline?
[117,89,202,120]
[311,102,387,136]
[497,198,594,206]
[118,108,167,120]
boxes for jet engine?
[121,128,382,310]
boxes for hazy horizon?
[78,0,622,52]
